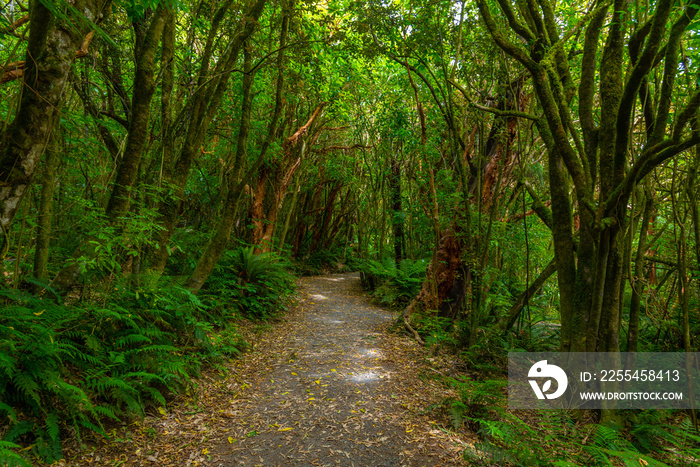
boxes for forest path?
[66,273,469,466]
[205,273,465,466]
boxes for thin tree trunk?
[310,181,341,255]
[278,175,301,252]
[185,41,255,292]
[627,184,653,352]
[147,0,267,276]
[105,5,167,220]
[501,259,557,332]
[390,157,404,267]
[32,130,60,289]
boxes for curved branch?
[449,78,539,121]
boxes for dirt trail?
[204,273,464,466]
[66,273,468,466]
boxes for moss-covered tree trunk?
[51,5,166,293]
[0,0,110,242]
[32,129,60,288]
[147,0,268,277]
[185,41,256,292]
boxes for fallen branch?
[404,316,426,346]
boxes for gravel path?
[206,273,462,466]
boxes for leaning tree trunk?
[184,41,256,293]
[147,0,268,278]
[251,104,325,253]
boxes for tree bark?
[51,5,166,293]
[185,40,256,292]
[251,104,324,252]
[627,185,653,352]
[105,5,167,220]
[390,157,404,267]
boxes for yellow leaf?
[228,436,235,444]
[271,379,274,383]
[331,369,336,372]
[291,372,297,376]
[308,397,315,401]
[315,380,320,384]
[202,448,209,455]
[278,427,293,432]
[158,407,167,416]
[33,310,45,316]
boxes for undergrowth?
[358,258,426,308]
[437,376,700,466]
[0,247,296,464]
[201,246,296,320]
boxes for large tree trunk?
[403,227,462,319]
[0,0,110,238]
[250,104,324,253]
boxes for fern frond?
[12,372,41,406]
[0,440,32,467]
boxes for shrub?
[358,258,427,308]
[201,246,296,320]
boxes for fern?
[0,440,31,467]
[0,267,249,462]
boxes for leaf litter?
[57,273,472,466]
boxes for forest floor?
[61,273,473,466]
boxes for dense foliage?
[1,0,699,464]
